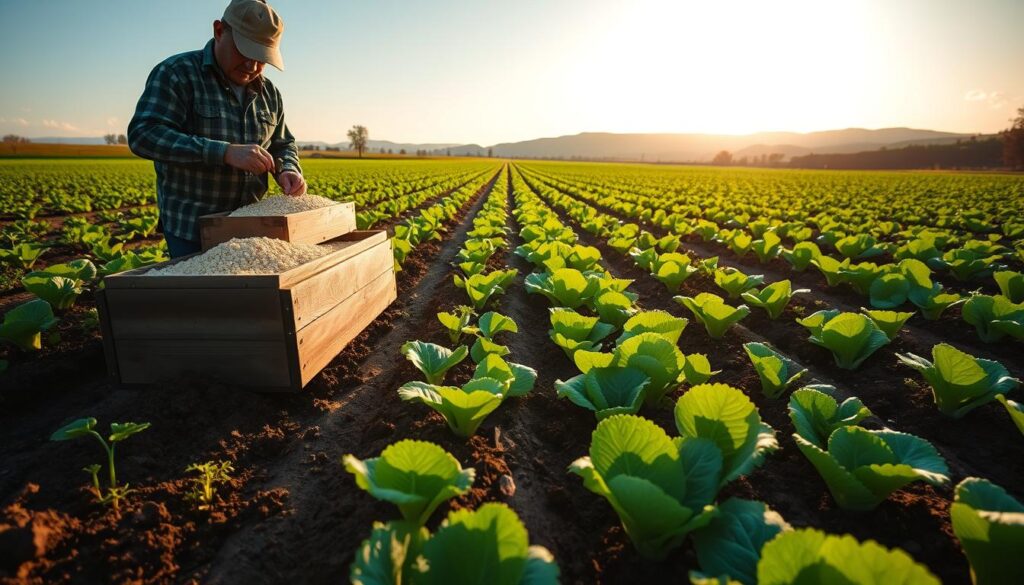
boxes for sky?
[1,0,1022,146]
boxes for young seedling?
[50,417,151,513]
[185,460,235,511]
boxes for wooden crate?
[97,230,396,392]
[199,200,356,250]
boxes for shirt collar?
[202,38,265,93]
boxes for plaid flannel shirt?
[128,39,301,241]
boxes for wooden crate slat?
[199,200,356,250]
[297,268,397,386]
[104,288,284,340]
[286,238,393,328]
[116,339,293,388]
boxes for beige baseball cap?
[222,0,285,70]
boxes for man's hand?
[276,170,307,196]
[224,144,274,174]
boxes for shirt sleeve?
[266,88,302,175]
[127,63,229,166]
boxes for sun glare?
[561,0,877,135]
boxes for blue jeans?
[164,233,202,258]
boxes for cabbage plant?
[751,231,782,263]
[401,341,469,384]
[0,242,48,270]
[524,268,597,308]
[896,343,1020,418]
[810,255,848,287]
[994,270,1024,303]
[462,311,518,362]
[793,426,949,510]
[342,440,475,526]
[455,268,517,310]
[796,311,889,370]
[781,241,821,271]
[569,414,718,559]
[548,307,615,359]
[675,293,751,339]
[741,280,809,320]
[350,503,559,585]
[574,332,716,406]
[961,294,1024,342]
[714,268,765,299]
[868,273,911,309]
[861,309,913,341]
[398,378,506,438]
[787,385,873,449]
[675,384,778,487]
[436,305,474,344]
[556,366,651,420]
[651,252,700,291]
[951,477,1024,585]
[22,259,97,310]
[689,498,791,585]
[615,310,688,345]
[0,298,58,351]
[743,342,808,398]
[908,283,964,320]
[592,289,636,328]
[755,528,939,584]
[834,234,886,260]
[472,354,537,397]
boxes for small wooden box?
[96,230,396,392]
[199,200,357,250]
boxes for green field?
[2,158,1023,583]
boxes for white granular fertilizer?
[229,194,337,217]
[147,237,333,276]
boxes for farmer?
[128,0,306,258]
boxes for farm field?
[1,158,1023,584]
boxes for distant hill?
[485,128,974,162]
[22,127,982,163]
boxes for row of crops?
[2,158,1022,583]
[342,162,1022,583]
[0,160,501,367]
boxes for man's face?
[213,20,265,86]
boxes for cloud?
[964,89,988,101]
[965,89,1012,110]
[42,119,80,132]
[14,117,29,127]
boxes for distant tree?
[1001,106,1024,169]
[2,134,30,154]
[388,148,394,154]
[117,134,128,145]
[446,148,451,156]
[399,148,406,155]
[768,153,785,166]
[712,150,733,165]
[347,125,369,157]
[103,133,117,145]
[488,147,493,158]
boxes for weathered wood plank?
[104,288,284,340]
[296,268,397,386]
[116,339,293,388]
[199,200,356,249]
[286,238,393,327]
[105,229,387,290]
